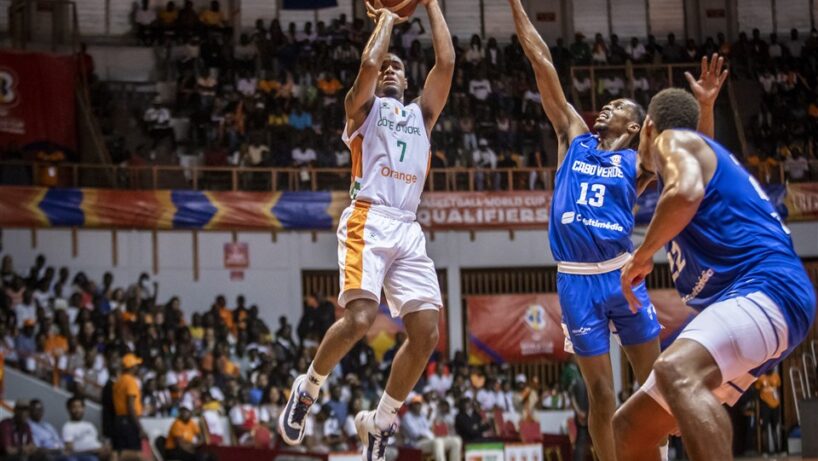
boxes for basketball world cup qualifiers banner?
[0,185,805,231]
[466,291,697,364]
[0,50,78,152]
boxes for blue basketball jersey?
[549,133,638,263]
[662,134,816,350]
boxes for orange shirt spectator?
[219,307,235,332]
[755,371,781,409]
[113,360,143,416]
[165,415,200,449]
[43,333,68,356]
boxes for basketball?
[365,0,419,20]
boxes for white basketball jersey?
[342,96,430,214]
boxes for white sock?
[374,392,402,430]
[660,443,669,461]
[303,364,327,399]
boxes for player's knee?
[653,355,687,395]
[612,409,636,446]
[414,323,439,354]
[586,380,616,413]
[347,310,376,337]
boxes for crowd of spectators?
[118,5,818,191]
[0,254,584,458]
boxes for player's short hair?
[648,88,700,132]
[624,99,646,126]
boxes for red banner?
[224,243,250,269]
[418,191,552,230]
[786,183,818,221]
[467,294,570,363]
[0,50,78,152]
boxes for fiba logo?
[0,68,19,107]
[610,154,622,167]
[523,304,547,331]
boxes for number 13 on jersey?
[577,182,606,207]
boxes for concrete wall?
[3,367,102,431]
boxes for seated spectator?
[166,404,206,461]
[29,399,67,456]
[685,38,699,61]
[289,104,313,132]
[601,73,625,99]
[134,0,157,45]
[291,140,317,168]
[14,290,36,329]
[454,398,490,443]
[158,1,179,30]
[591,34,608,65]
[62,397,108,461]
[662,33,684,63]
[402,396,462,461]
[608,34,626,65]
[317,72,343,107]
[199,1,226,29]
[306,404,346,453]
[234,34,258,73]
[468,71,492,105]
[0,401,37,461]
[15,320,37,372]
[570,33,591,65]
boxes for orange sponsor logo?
[380,166,418,185]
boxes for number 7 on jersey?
[397,140,407,162]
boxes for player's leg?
[612,387,677,461]
[574,354,617,461]
[280,204,387,445]
[558,272,623,461]
[651,339,731,460]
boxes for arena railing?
[0,161,559,192]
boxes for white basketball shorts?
[642,291,789,411]
[337,201,443,318]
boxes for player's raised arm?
[622,129,706,310]
[417,0,455,134]
[686,53,729,139]
[345,3,403,133]
[508,0,587,164]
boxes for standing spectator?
[755,369,782,454]
[662,33,684,63]
[0,401,36,461]
[143,98,174,152]
[62,397,108,461]
[591,34,608,65]
[465,35,484,66]
[570,33,591,65]
[176,1,199,37]
[608,34,627,65]
[199,1,226,30]
[134,0,156,45]
[570,375,591,461]
[472,139,497,191]
[112,354,143,455]
[402,396,461,461]
[454,398,490,443]
[158,1,178,31]
[15,320,37,372]
[626,37,646,63]
[785,150,810,181]
[297,294,336,343]
[14,291,36,329]
[28,400,66,455]
[166,404,205,461]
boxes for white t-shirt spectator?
[472,148,497,169]
[469,79,492,101]
[335,149,350,167]
[476,388,497,411]
[428,373,452,396]
[603,76,625,96]
[15,302,36,328]
[401,21,424,51]
[246,144,269,166]
[759,73,776,93]
[573,76,592,93]
[62,420,102,452]
[144,106,171,129]
[135,7,156,26]
[785,156,809,180]
[626,42,647,61]
[292,147,317,166]
[632,76,650,92]
[237,78,258,97]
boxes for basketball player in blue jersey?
[507,2,728,459]
[615,88,816,461]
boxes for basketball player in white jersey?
[278,2,454,461]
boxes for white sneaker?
[277,374,315,445]
[354,410,395,461]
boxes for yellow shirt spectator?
[199,8,224,27]
[159,8,178,25]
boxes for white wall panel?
[0,0,11,33]
[775,0,810,34]
[278,9,316,29]
[526,0,562,44]
[611,0,647,39]
[572,0,609,38]
[444,0,481,40]
[75,0,106,35]
[482,0,516,40]
[240,0,278,29]
[649,0,684,38]
[737,0,773,35]
[316,0,353,24]
[109,0,137,35]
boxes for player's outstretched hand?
[685,53,728,107]
[366,0,409,24]
[621,252,654,313]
